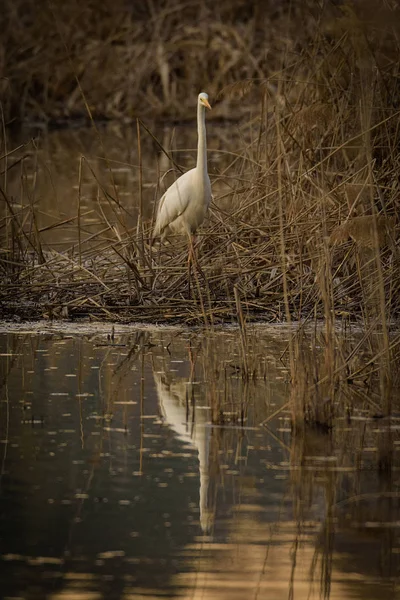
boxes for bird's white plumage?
[153,92,212,241]
[154,167,211,238]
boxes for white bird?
[153,92,212,243]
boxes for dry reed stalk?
[77,156,83,267]
[136,119,145,270]
[233,285,248,378]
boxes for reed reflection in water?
[0,324,399,599]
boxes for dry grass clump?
[330,215,396,247]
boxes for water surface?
[0,324,399,599]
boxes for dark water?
[0,324,399,600]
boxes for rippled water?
[0,324,399,599]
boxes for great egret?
[153,92,212,243]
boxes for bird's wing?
[154,169,195,236]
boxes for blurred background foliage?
[2,0,399,125]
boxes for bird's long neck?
[196,102,207,176]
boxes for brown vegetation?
[0,0,399,330]
[1,0,306,124]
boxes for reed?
[0,1,398,335]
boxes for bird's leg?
[151,240,162,292]
[187,239,193,299]
[188,234,211,327]
[190,234,207,284]
[187,234,208,302]
[187,234,201,299]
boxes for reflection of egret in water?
[152,364,215,534]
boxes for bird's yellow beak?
[202,98,212,110]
